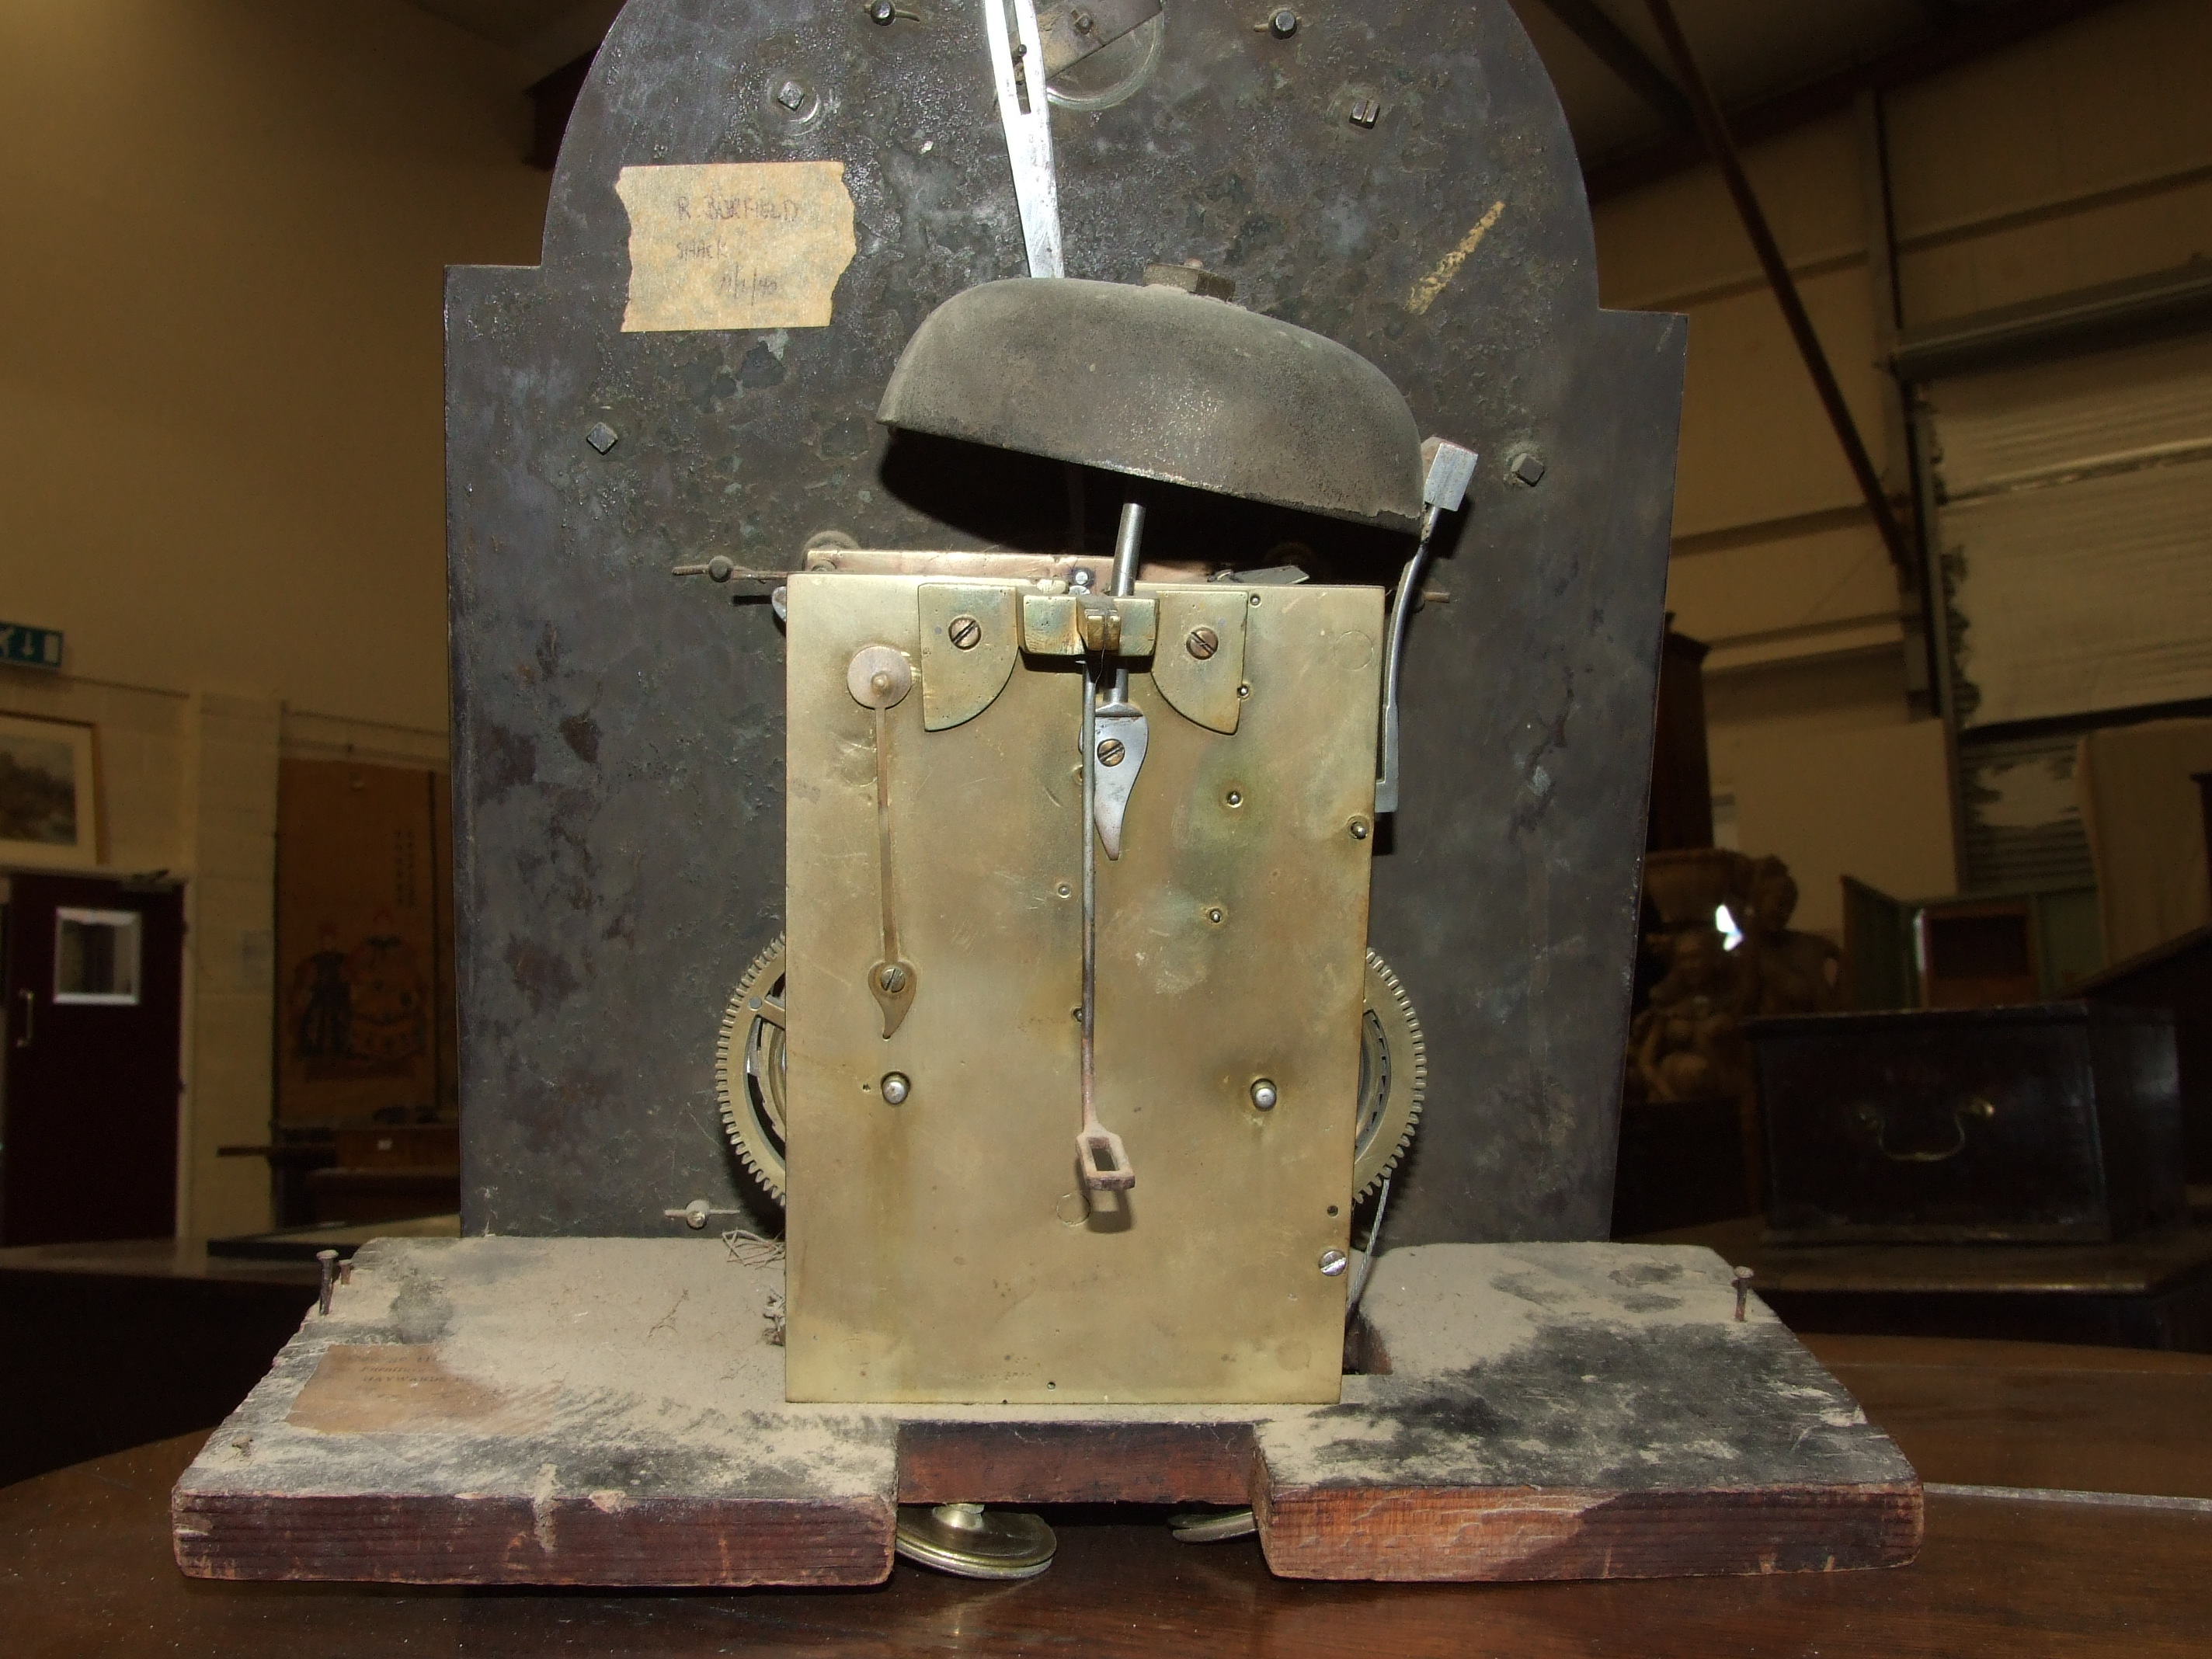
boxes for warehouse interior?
[1,0,2208,1643]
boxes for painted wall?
[1593,0,2212,938]
[0,0,550,1237]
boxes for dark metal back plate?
[447,0,1686,1241]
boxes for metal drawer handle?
[1852,1097,1995,1163]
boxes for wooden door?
[2,874,184,1244]
[274,761,455,1127]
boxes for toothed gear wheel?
[718,937,789,1203]
[719,937,1423,1207]
[1354,948,1425,1199]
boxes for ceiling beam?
[1640,0,1917,576]
[1530,0,1693,130]
[1586,0,2130,204]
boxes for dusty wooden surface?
[5,1428,2204,1658]
[169,1238,1915,1586]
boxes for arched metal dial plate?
[448,0,1685,1242]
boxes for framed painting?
[0,713,99,870]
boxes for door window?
[54,907,141,1005]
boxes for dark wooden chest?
[1749,1005,2185,1244]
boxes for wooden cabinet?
[1752,1005,2186,1243]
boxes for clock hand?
[982,0,1064,278]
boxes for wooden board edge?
[896,1419,1261,1505]
[170,1487,897,1588]
[1252,1480,1925,1582]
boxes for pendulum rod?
[1076,503,1144,1197]
[1080,647,1098,1136]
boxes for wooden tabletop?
[4,1334,2208,1657]
[0,1237,322,1287]
[1650,1216,2212,1296]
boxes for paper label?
[616,162,856,332]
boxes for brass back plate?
[784,573,1382,1404]
[917,583,1019,730]
[1150,588,1250,733]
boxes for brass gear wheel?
[717,937,790,1202]
[1354,948,1426,1199]
[718,937,1423,1206]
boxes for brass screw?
[948,614,983,650]
[1097,737,1125,766]
[1186,626,1219,659]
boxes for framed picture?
[0,713,100,870]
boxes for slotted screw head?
[1097,737,1126,767]
[1350,98,1381,128]
[878,963,908,993]
[948,614,983,650]
[1186,626,1219,659]
[775,78,808,111]
[1320,1249,1349,1277]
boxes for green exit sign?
[0,622,63,670]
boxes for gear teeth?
[718,934,790,1203]
[1355,948,1426,1200]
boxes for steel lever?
[671,556,783,587]
[1090,503,1149,859]
[1376,437,1477,814]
